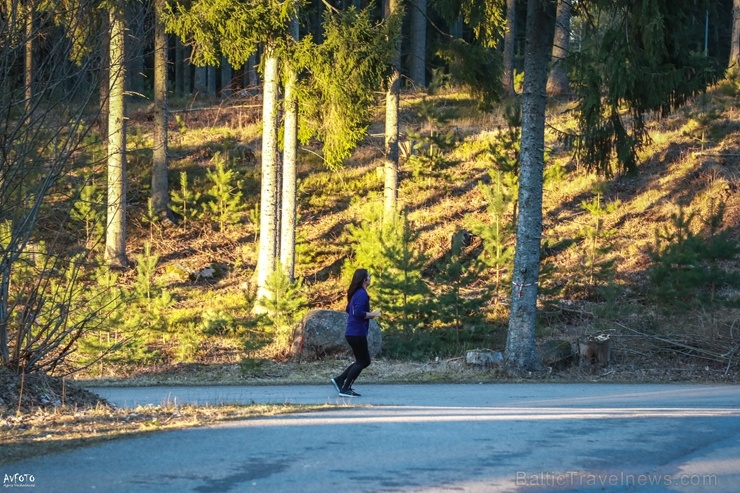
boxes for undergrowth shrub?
[576,182,620,300]
[202,152,245,231]
[257,266,309,357]
[647,201,740,306]
[170,171,202,229]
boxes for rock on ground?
[291,309,382,361]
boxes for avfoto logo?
[3,473,35,488]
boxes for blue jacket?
[345,288,370,337]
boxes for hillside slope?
[99,84,739,381]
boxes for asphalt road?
[4,383,739,492]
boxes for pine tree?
[257,264,308,353]
[203,152,245,231]
[374,213,430,333]
[578,183,619,298]
[170,171,202,229]
[470,169,517,302]
[71,179,106,251]
[648,203,740,305]
[344,205,429,332]
[434,231,486,343]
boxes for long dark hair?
[347,268,369,303]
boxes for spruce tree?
[577,183,620,299]
[435,231,486,343]
[648,203,740,305]
[374,213,430,333]
[203,152,245,231]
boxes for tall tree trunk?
[220,57,232,98]
[280,16,299,283]
[502,0,517,97]
[256,46,280,302]
[106,2,128,268]
[152,0,169,218]
[183,43,192,94]
[409,0,426,89]
[126,1,147,95]
[504,0,556,372]
[384,0,401,219]
[24,0,33,114]
[730,0,740,74]
[546,0,572,97]
[175,38,184,94]
[194,66,206,95]
[246,52,259,90]
[207,65,217,97]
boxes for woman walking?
[331,268,381,397]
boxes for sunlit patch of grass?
[0,403,336,464]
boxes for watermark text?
[515,471,718,488]
[3,474,35,489]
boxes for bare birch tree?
[1,0,109,372]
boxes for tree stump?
[578,334,611,367]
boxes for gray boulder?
[291,309,382,361]
[465,350,504,368]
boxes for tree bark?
[730,0,740,74]
[194,66,207,96]
[246,52,259,90]
[175,38,184,94]
[409,0,426,89]
[546,0,572,98]
[281,17,299,283]
[256,46,280,302]
[183,43,192,94]
[126,2,147,95]
[384,0,401,219]
[502,0,517,97]
[105,2,128,268]
[207,66,217,97]
[504,0,556,372]
[220,57,232,98]
[152,0,169,217]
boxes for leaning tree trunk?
[98,11,110,136]
[409,0,426,89]
[502,0,517,97]
[151,0,169,218]
[280,16,299,283]
[504,0,557,372]
[24,0,33,114]
[105,1,129,268]
[384,0,402,219]
[546,0,572,98]
[255,46,280,303]
[730,0,740,74]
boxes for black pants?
[335,335,371,390]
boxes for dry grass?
[0,401,334,464]
[70,84,740,382]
